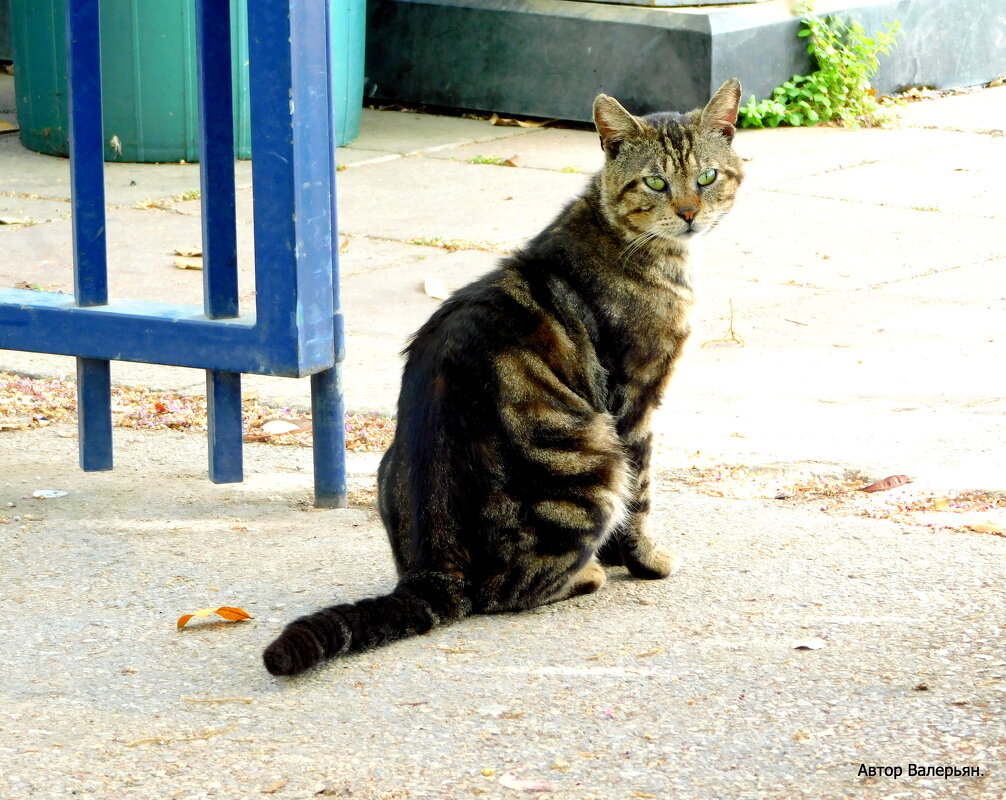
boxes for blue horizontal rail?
[0,290,341,378]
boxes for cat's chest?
[618,279,693,353]
[603,283,693,404]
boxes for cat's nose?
[676,205,697,222]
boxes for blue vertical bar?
[196,0,243,483]
[247,0,335,362]
[67,0,108,307]
[67,0,112,471]
[311,0,347,509]
[195,0,239,320]
[311,370,347,508]
[206,371,243,484]
[77,359,112,471]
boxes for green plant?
[467,154,509,166]
[738,3,901,129]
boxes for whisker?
[618,230,660,264]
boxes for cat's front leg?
[607,431,679,579]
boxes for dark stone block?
[365,0,1006,121]
[0,0,11,62]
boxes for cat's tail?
[262,569,471,676]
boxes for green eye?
[643,176,666,191]
[697,169,718,186]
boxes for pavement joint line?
[336,152,405,170]
[870,252,1006,290]
[757,187,1004,220]
[912,124,1004,137]
[341,231,514,253]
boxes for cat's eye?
[643,176,667,192]
[697,169,718,186]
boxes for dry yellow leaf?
[261,778,289,794]
[173,246,202,258]
[174,256,203,270]
[968,522,1006,535]
[177,606,253,629]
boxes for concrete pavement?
[1,72,1005,799]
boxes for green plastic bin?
[9,0,364,162]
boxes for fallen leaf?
[174,256,203,270]
[261,778,289,794]
[488,113,555,128]
[967,522,1006,535]
[173,246,202,258]
[502,155,521,167]
[636,648,664,658]
[339,237,350,253]
[498,773,555,793]
[262,419,304,436]
[32,489,68,499]
[243,418,312,441]
[932,497,950,511]
[424,276,450,300]
[793,638,826,651]
[857,475,912,493]
[0,216,32,225]
[177,606,253,630]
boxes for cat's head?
[592,80,744,252]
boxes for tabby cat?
[263,80,744,676]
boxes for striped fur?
[262,80,744,676]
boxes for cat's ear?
[701,79,741,142]
[593,95,644,158]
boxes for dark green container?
[9,0,364,162]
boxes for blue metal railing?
[0,0,347,507]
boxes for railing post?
[311,0,349,509]
[66,0,112,471]
[196,0,243,484]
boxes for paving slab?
[427,126,604,174]
[734,124,990,186]
[895,85,1006,133]
[334,155,587,246]
[704,188,1006,292]
[774,136,1006,219]
[340,107,533,156]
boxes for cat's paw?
[625,546,679,580]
